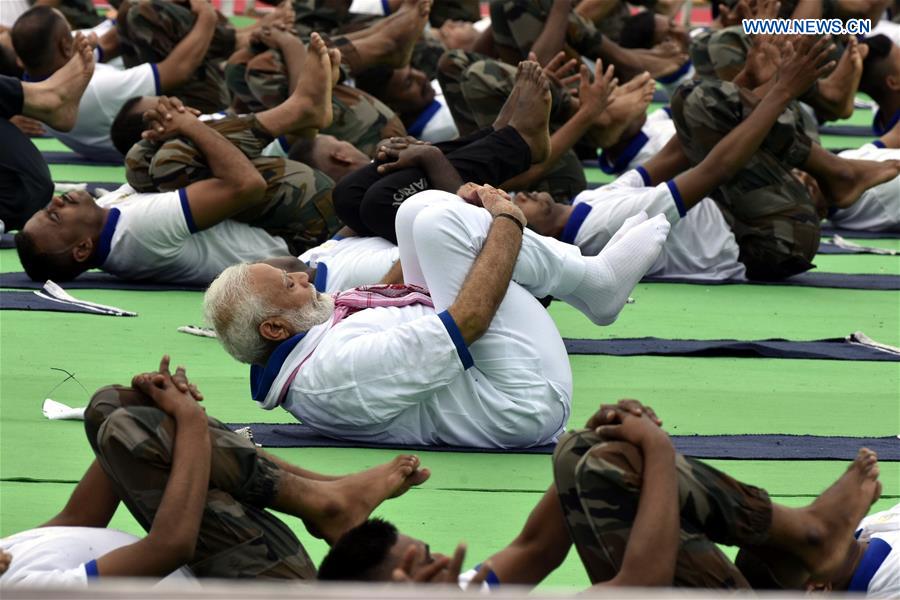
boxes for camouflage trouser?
[436,49,585,201]
[126,115,340,252]
[553,429,772,588]
[429,0,481,26]
[57,0,104,29]
[489,0,606,60]
[117,0,235,114]
[231,48,406,156]
[83,386,317,579]
[671,80,821,280]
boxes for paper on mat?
[42,398,86,421]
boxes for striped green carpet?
[1,98,897,590]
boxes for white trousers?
[395,190,587,445]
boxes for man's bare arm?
[40,460,120,528]
[530,0,575,67]
[93,363,211,577]
[143,96,267,230]
[447,186,525,345]
[377,144,464,193]
[155,0,218,92]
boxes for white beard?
[287,292,335,333]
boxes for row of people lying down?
[0,366,893,595]
[12,44,899,454]
[14,34,900,290]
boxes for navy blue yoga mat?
[0,271,206,292]
[224,425,900,459]
[819,124,874,137]
[642,272,900,290]
[42,151,122,166]
[562,337,899,362]
[1,233,13,249]
[821,226,900,240]
[0,290,110,315]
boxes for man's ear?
[58,32,74,59]
[72,238,94,263]
[887,74,900,92]
[259,317,294,342]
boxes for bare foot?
[816,37,866,120]
[793,449,881,580]
[820,157,900,209]
[506,61,552,164]
[591,72,654,148]
[630,44,688,80]
[492,62,524,130]
[24,33,94,131]
[360,0,432,69]
[328,47,342,89]
[310,455,430,543]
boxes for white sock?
[606,210,649,249]
[562,214,670,325]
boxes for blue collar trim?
[873,108,900,136]
[656,59,692,84]
[849,537,892,593]
[598,131,649,175]
[472,564,501,588]
[313,262,328,293]
[22,72,49,83]
[407,100,442,137]
[250,333,307,402]
[95,208,121,266]
[560,202,593,245]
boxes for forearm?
[502,109,592,190]
[530,0,573,66]
[41,460,119,528]
[146,410,210,550]
[419,150,464,192]
[181,121,261,190]
[613,439,678,586]
[642,135,691,184]
[379,260,404,284]
[98,28,121,62]
[448,217,522,344]
[159,10,217,89]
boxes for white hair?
[203,263,334,365]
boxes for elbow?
[454,308,491,343]
[238,172,267,203]
[152,535,197,568]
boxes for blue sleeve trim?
[872,140,886,149]
[278,135,291,153]
[662,106,672,119]
[849,537,892,592]
[473,563,501,588]
[438,310,474,370]
[656,59,692,84]
[560,202,593,245]
[666,180,687,218]
[331,233,345,241]
[406,99,442,137]
[95,45,104,63]
[381,0,391,14]
[84,560,99,578]
[313,262,329,293]
[597,131,649,175]
[636,166,652,187]
[150,63,161,95]
[179,188,198,233]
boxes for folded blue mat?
[563,336,899,361]
[0,271,205,292]
[819,124,874,137]
[42,151,122,166]
[1,233,13,249]
[821,226,900,240]
[0,290,110,315]
[224,425,900,459]
[642,272,900,290]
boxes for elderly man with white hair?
[204,185,670,448]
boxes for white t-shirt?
[255,303,567,448]
[349,0,390,15]
[299,236,400,293]
[0,0,30,27]
[853,503,900,597]
[0,527,188,586]
[829,144,900,232]
[569,169,746,281]
[48,62,160,162]
[96,184,291,284]
[597,109,675,176]
[408,81,459,144]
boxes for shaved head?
[12,6,69,73]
